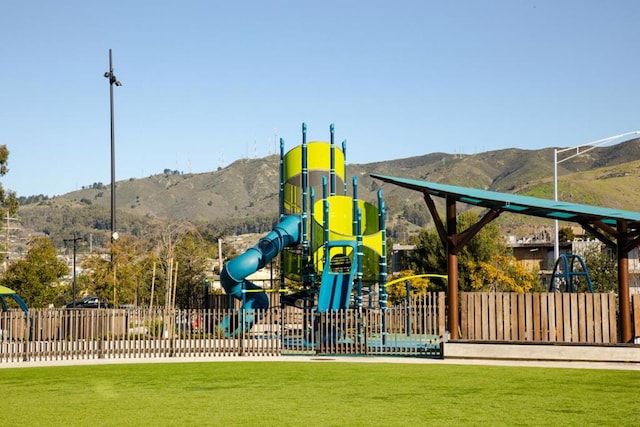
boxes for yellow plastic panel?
[283,142,345,181]
[311,195,384,258]
[312,196,382,237]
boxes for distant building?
[506,235,570,272]
[391,244,416,274]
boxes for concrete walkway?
[2,352,640,371]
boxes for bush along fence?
[0,293,445,364]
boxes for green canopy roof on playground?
[370,173,640,229]
[370,172,640,343]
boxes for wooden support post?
[446,196,459,340]
[618,220,632,343]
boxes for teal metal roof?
[370,173,640,230]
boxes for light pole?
[553,130,640,261]
[64,234,84,307]
[104,49,122,261]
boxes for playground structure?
[549,254,594,293]
[0,286,28,313]
[219,123,387,337]
[218,123,441,351]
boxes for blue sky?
[2,1,639,197]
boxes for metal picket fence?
[0,293,446,364]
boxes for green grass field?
[2,360,639,426]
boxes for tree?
[385,269,445,305]
[80,235,146,307]
[111,236,146,306]
[559,227,575,243]
[401,203,431,227]
[0,237,68,307]
[144,220,215,309]
[173,231,212,309]
[408,229,445,274]
[0,145,19,226]
[467,254,540,292]
[410,210,507,290]
[581,245,617,293]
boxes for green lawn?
[2,360,639,426]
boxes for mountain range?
[14,138,640,249]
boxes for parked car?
[66,296,110,309]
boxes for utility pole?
[64,234,84,307]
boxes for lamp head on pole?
[104,71,122,86]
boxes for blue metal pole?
[352,176,358,235]
[356,208,364,344]
[342,140,347,195]
[330,123,336,196]
[309,187,316,298]
[405,280,411,337]
[279,138,285,219]
[279,138,286,300]
[356,209,363,310]
[322,176,329,251]
[301,123,311,334]
[302,123,308,262]
[378,189,387,310]
[310,186,316,260]
[322,182,329,347]
[378,190,388,344]
[242,280,247,338]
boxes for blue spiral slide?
[219,215,301,336]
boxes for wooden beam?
[454,208,502,251]
[579,222,616,249]
[423,192,447,248]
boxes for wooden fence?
[3,292,638,364]
[460,292,624,343]
[0,293,445,364]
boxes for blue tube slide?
[220,215,302,311]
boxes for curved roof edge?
[370,173,640,229]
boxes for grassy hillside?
[15,138,640,246]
